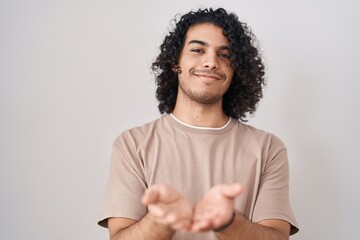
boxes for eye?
[190,49,204,53]
[218,53,231,59]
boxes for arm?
[108,214,174,240]
[214,213,290,240]
[191,183,290,240]
[108,184,193,240]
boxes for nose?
[202,52,218,69]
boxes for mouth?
[191,70,225,82]
[194,73,221,81]
[194,74,221,82]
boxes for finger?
[148,204,165,217]
[142,187,160,205]
[191,220,212,232]
[220,183,243,198]
[166,214,186,228]
[173,219,192,231]
[152,210,192,231]
[165,213,178,223]
[156,184,179,203]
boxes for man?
[98,7,299,240]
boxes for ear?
[172,65,182,74]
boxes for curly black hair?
[151,7,265,121]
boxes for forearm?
[214,212,288,240]
[111,214,175,240]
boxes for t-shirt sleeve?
[98,136,147,228]
[252,134,299,235]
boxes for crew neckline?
[169,113,232,130]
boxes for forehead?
[184,23,229,46]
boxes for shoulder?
[234,122,290,171]
[234,120,286,151]
[113,116,166,147]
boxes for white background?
[1,0,359,239]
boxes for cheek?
[226,69,234,80]
[180,57,198,70]
[221,62,233,73]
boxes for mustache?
[190,69,225,80]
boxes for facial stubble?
[178,73,229,106]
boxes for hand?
[191,183,243,232]
[142,184,193,231]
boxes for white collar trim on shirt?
[170,113,231,130]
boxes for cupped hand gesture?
[142,184,193,231]
[191,183,242,232]
[142,183,243,232]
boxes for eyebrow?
[188,40,229,50]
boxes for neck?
[172,98,229,128]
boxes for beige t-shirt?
[98,114,299,239]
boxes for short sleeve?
[98,137,147,228]
[252,135,299,235]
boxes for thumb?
[142,187,160,205]
[220,183,243,198]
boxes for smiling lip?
[191,69,225,81]
[195,73,221,80]
[193,72,226,83]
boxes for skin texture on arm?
[108,184,193,240]
[108,214,174,240]
[214,214,290,240]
